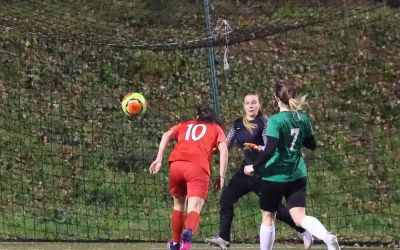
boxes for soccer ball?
[121,92,147,116]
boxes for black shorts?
[259,177,307,212]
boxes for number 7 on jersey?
[290,128,300,151]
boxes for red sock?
[171,209,184,243]
[184,211,201,234]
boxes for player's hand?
[244,143,263,152]
[244,164,254,176]
[212,176,225,192]
[244,142,257,148]
[149,158,162,174]
[219,176,225,190]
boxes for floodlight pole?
[203,0,220,119]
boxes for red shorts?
[169,161,210,199]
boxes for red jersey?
[168,120,226,175]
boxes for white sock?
[259,224,275,250]
[301,216,329,241]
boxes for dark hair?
[196,105,221,125]
[244,91,259,98]
[275,83,307,112]
[275,83,296,105]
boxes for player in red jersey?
[149,105,229,250]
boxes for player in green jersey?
[244,83,340,250]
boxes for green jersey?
[261,111,314,182]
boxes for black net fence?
[0,0,399,246]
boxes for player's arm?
[225,127,236,148]
[245,117,268,151]
[244,117,278,176]
[226,118,242,148]
[303,113,316,151]
[149,129,178,174]
[217,141,228,189]
[244,136,278,175]
[261,116,268,148]
[303,136,316,151]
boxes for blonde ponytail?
[243,116,257,134]
[288,94,307,113]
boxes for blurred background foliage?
[0,0,399,245]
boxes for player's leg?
[290,207,340,250]
[168,196,186,250]
[260,210,276,250]
[286,178,340,250]
[275,203,313,249]
[168,162,188,250]
[220,169,253,239]
[185,196,205,233]
[180,196,205,250]
[205,168,253,249]
[180,165,209,250]
[259,180,285,250]
[253,175,312,249]
[276,203,305,233]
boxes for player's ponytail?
[288,95,307,113]
[275,83,307,113]
[242,116,257,134]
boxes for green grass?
[0,0,399,244]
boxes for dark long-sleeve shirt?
[226,113,267,148]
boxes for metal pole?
[203,0,220,119]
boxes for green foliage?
[0,1,399,244]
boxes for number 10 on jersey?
[185,124,207,141]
